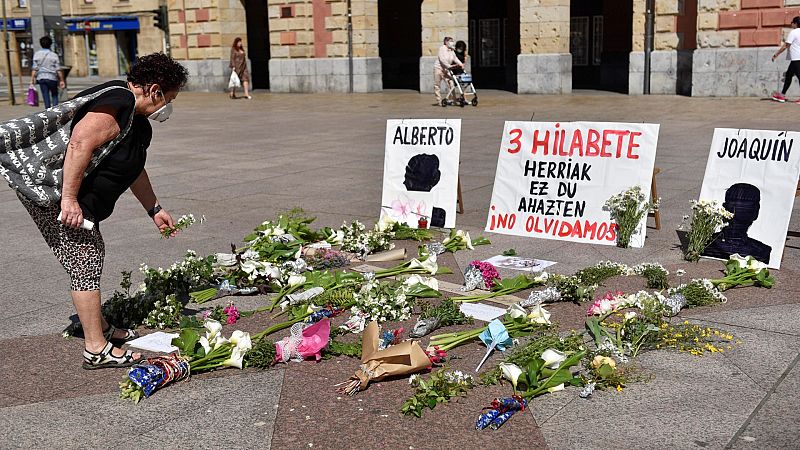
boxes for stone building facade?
[26,0,790,97]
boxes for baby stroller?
[442,66,478,107]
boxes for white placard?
[458,302,507,322]
[380,119,461,228]
[485,121,659,247]
[483,255,557,273]
[699,128,800,269]
[127,331,179,353]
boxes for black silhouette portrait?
[403,154,441,192]
[703,183,772,264]
[430,207,446,228]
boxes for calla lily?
[329,230,344,245]
[729,254,748,268]
[212,334,229,350]
[527,304,551,325]
[288,274,307,287]
[204,319,223,340]
[499,362,523,390]
[747,257,767,272]
[535,272,550,283]
[222,347,245,369]
[464,231,474,250]
[404,274,439,291]
[541,348,567,369]
[376,215,395,232]
[198,336,212,356]
[546,383,565,393]
[229,330,253,351]
[240,260,258,274]
[215,253,237,267]
[507,304,527,319]
[272,227,285,237]
[409,254,438,274]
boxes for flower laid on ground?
[428,306,552,352]
[160,213,204,238]
[340,280,413,333]
[401,365,475,417]
[339,220,395,256]
[410,298,472,338]
[632,263,670,289]
[451,273,547,303]
[495,348,585,398]
[668,279,727,307]
[656,320,740,356]
[442,229,491,252]
[603,186,657,248]
[275,319,331,363]
[142,294,182,329]
[710,254,775,291]
[467,260,501,289]
[682,199,733,262]
[475,396,528,430]
[201,301,241,325]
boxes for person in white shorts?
[771,16,800,102]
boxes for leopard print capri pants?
[18,194,105,291]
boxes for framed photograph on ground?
[699,128,800,269]
[483,255,556,273]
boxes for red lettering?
[525,215,535,232]
[534,216,544,233]
[506,128,522,154]
[544,218,557,234]
[558,130,567,156]
[508,214,517,229]
[497,214,508,229]
[558,221,572,237]
[531,130,550,155]
[569,130,584,156]
[597,222,608,241]
[570,220,583,238]
[606,223,618,241]
[586,129,600,156]
[627,131,641,159]
[600,130,613,157]
[584,221,597,240]
[613,130,630,157]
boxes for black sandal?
[83,342,143,370]
[103,324,139,345]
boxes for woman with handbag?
[30,35,65,109]
[229,37,251,99]
[3,52,188,369]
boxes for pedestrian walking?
[30,36,65,109]
[433,37,464,105]
[771,16,800,103]
[229,37,252,99]
[2,52,188,369]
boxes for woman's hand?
[60,196,84,229]
[153,208,176,236]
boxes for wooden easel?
[788,181,800,238]
[456,178,464,214]
[647,167,662,230]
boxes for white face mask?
[148,90,172,122]
[447,41,455,49]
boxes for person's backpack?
[0,85,134,206]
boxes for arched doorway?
[378,0,422,90]
[570,0,632,93]
[245,0,270,89]
[468,0,519,92]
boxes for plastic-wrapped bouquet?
[463,260,501,291]
[603,186,658,248]
[682,199,733,262]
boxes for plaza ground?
[0,89,798,449]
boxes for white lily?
[288,274,307,287]
[222,346,246,369]
[204,319,223,341]
[746,257,767,272]
[212,334,229,350]
[499,362,523,390]
[546,383,565,393]
[729,253,748,268]
[541,348,567,369]
[240,260,258,274]
[272,227,285,237]
[376,215,396,232]
[464,231,474,250]
[229,330,252,351]
[198,336,212,356]
[527,304,552,325]
[507,304,527,319]
[624,311,637,321]
[409,254,438,275]
[404,274,439,291]
[264,264,281,280]
[534,272,550,282]
[329,230,344,245]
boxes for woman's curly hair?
[127,52,189,92]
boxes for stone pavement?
[0,89,798,449]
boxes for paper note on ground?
[127,332,179,353]
[459,302,507,322]
[483,255,556,273]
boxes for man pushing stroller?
[433,37,464,106]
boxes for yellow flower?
[616,385,623,392]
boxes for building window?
[479,19,500,67]
[280,6,293,18]
[18,0,27,7]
